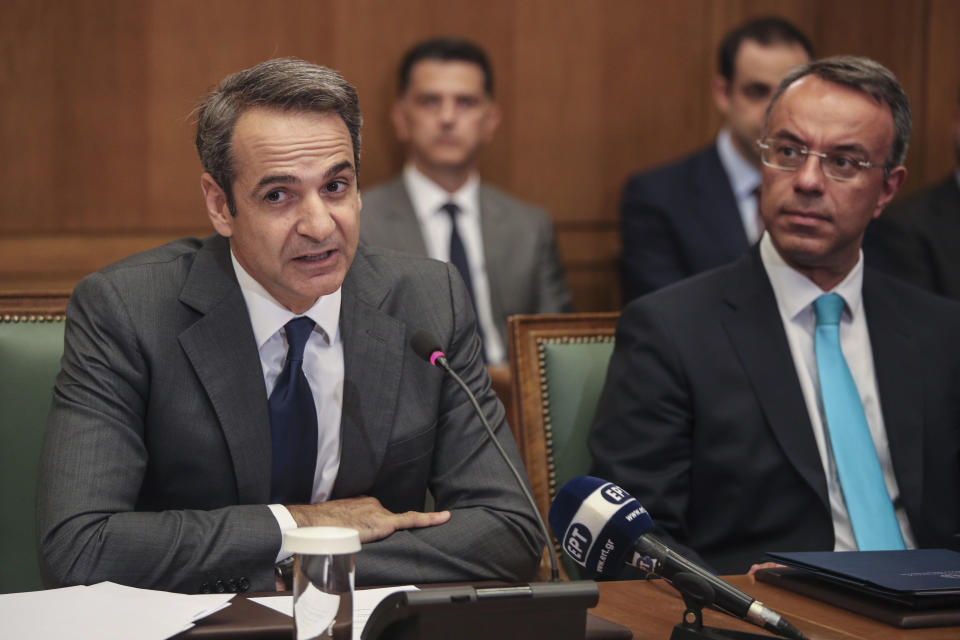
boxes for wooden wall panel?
[0,0,955,309]
[2,1,151,232]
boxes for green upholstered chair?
[0,292,69,593]
[507,312,619,580]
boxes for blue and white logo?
[562,523,593,564]
[600,482,630,504]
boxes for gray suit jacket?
[37,235,542,593]
[359,176,572,348]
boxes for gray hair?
[763,56,911,172]
[195,58,362,215]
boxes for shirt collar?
[716,128,762,200]
[403,163,481,223]
[230,249,341,348]
[759,233,864,322]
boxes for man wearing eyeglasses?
[590,56,960,575]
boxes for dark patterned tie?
[268,317,318,504]
[440,203,477,306]
[440,202,486,361]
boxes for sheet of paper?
[0,582,233,640]
[250,584,419,640]
[249,594,293,616]
[352,585,419,639]
[294,582,341,640]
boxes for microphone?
[549,476,808,640]
[410,329,561,582]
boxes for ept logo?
[562,523,593,565]
[601,483,630,504]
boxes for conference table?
[593,576,957,640]
[182,575,959,640]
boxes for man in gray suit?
[37,58,542,594]
[360,38,571,364]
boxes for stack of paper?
[0,581,233,639]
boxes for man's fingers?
[395,509,451,530]
[286,500,451,543]
[748,561,784,575]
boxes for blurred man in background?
[866,86,960,299]
[360,37,571,364]
[620,17,813,301]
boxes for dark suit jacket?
[620,144,749,302]
[590,248,960,574]
[359,176,572,348]
[37,235,542,593]
[865,174,960,300]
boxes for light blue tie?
[814,293,904,550]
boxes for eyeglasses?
[757,138,887,182]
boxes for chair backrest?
[507,312,619,580]
[0,291,70,593]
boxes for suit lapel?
[373,178,429,255]
[177,236,272,504]
[694,146,750,255]
[720,251,830,509]
[332,249,406,498]
[862,272,923,517]
[478,185,508,324]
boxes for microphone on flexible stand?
[549,476,809,640]
[361,331,599,640]
[410,329,561,582]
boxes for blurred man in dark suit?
[620,17,813,301]
[865,87,960,299]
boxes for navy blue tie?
[441,202,486,361]
[268,317,318,504]
[441,203,477,307]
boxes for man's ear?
[713,75,731,117]
[391,100,410,143]
[481,101,501,144]
[873,165,907,219]
[201,173,234,237]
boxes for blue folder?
[765,549,960,608]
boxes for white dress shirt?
[716,129,763,244]
[231,252,344,558]
[759,234,916,550]
[402,164,506,364]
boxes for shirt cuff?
[268,503,298,563]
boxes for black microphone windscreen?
[410,329,445,364]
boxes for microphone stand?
[361,333,598,640]
[668,572,788,640]
[438,359,561,582]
